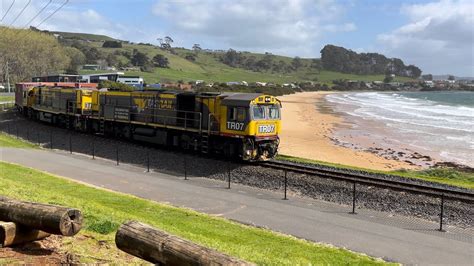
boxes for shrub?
[102,40,122,48]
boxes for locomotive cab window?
[268,105,280,119]
[251,104,280,120]
[252,105,266,120]
[228,107,246,122]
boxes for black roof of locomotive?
[220,93,263,106]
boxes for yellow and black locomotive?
[16,83,282,161]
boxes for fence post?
[439,194,445,232]
[146,150,150,172]
[69,134,72,154]
[116,145,119,166]
[50,130,53,149]
[283,170,288,200]
[227,160,231,189]
[350,182,357,214]
[92,138,95,159]
[184,154,187,180]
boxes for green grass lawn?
[0,132,37,148]
[277,154,474,190]
[0,162,387,265]
[0,95,14,102]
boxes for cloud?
[0,0,146,41]
[377,0,474,76]
[151,0,355,56]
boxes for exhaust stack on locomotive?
[15,83,281,161]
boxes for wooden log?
[0,197,82,236]
[0,221,50,247]
[115,221,253,265]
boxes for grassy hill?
[51,31,118,42]
[58,31,415,84]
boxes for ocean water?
[326,91,474,167]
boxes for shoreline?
[278,91,420,171]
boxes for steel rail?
[261,160,474,203]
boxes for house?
[423,80,434,87]
[282,83,298,89]
[80,72,125,83]
[116,76,144,89]
[388,82,401,88]
[256,82,267,87]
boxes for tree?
[320,44,422,77]
[422,74,433,80]
[0,27,70,83]
[310,59,321,73]
[406,64,422,78]
[141,62,155,72]
[152,54,169,68]
[192,44,202,54]
[221,49,242,67]
[102,41,122,48]
[131,51,149,66]
[84,47,104,63]
[106,53,118,67]
[63,47,86,73]
[99,80,135,91]
[291,56,303,70]
[384,74,394,83]
[184,53,196,62]
[158,36,174,50]
[164,36,173,45]
[256,53,273,71]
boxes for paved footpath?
[1,148,473,265]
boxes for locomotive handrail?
[208,113,212,135]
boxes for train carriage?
[16,83,281,161]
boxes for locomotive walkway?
[1,148,473,265]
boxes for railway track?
[261,160,474,203]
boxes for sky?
[1,0,473,76]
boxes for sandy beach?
[278,91,419,171]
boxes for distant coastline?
[278,91,418,171]
[325,91,474,169]
[278,90,474,171]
